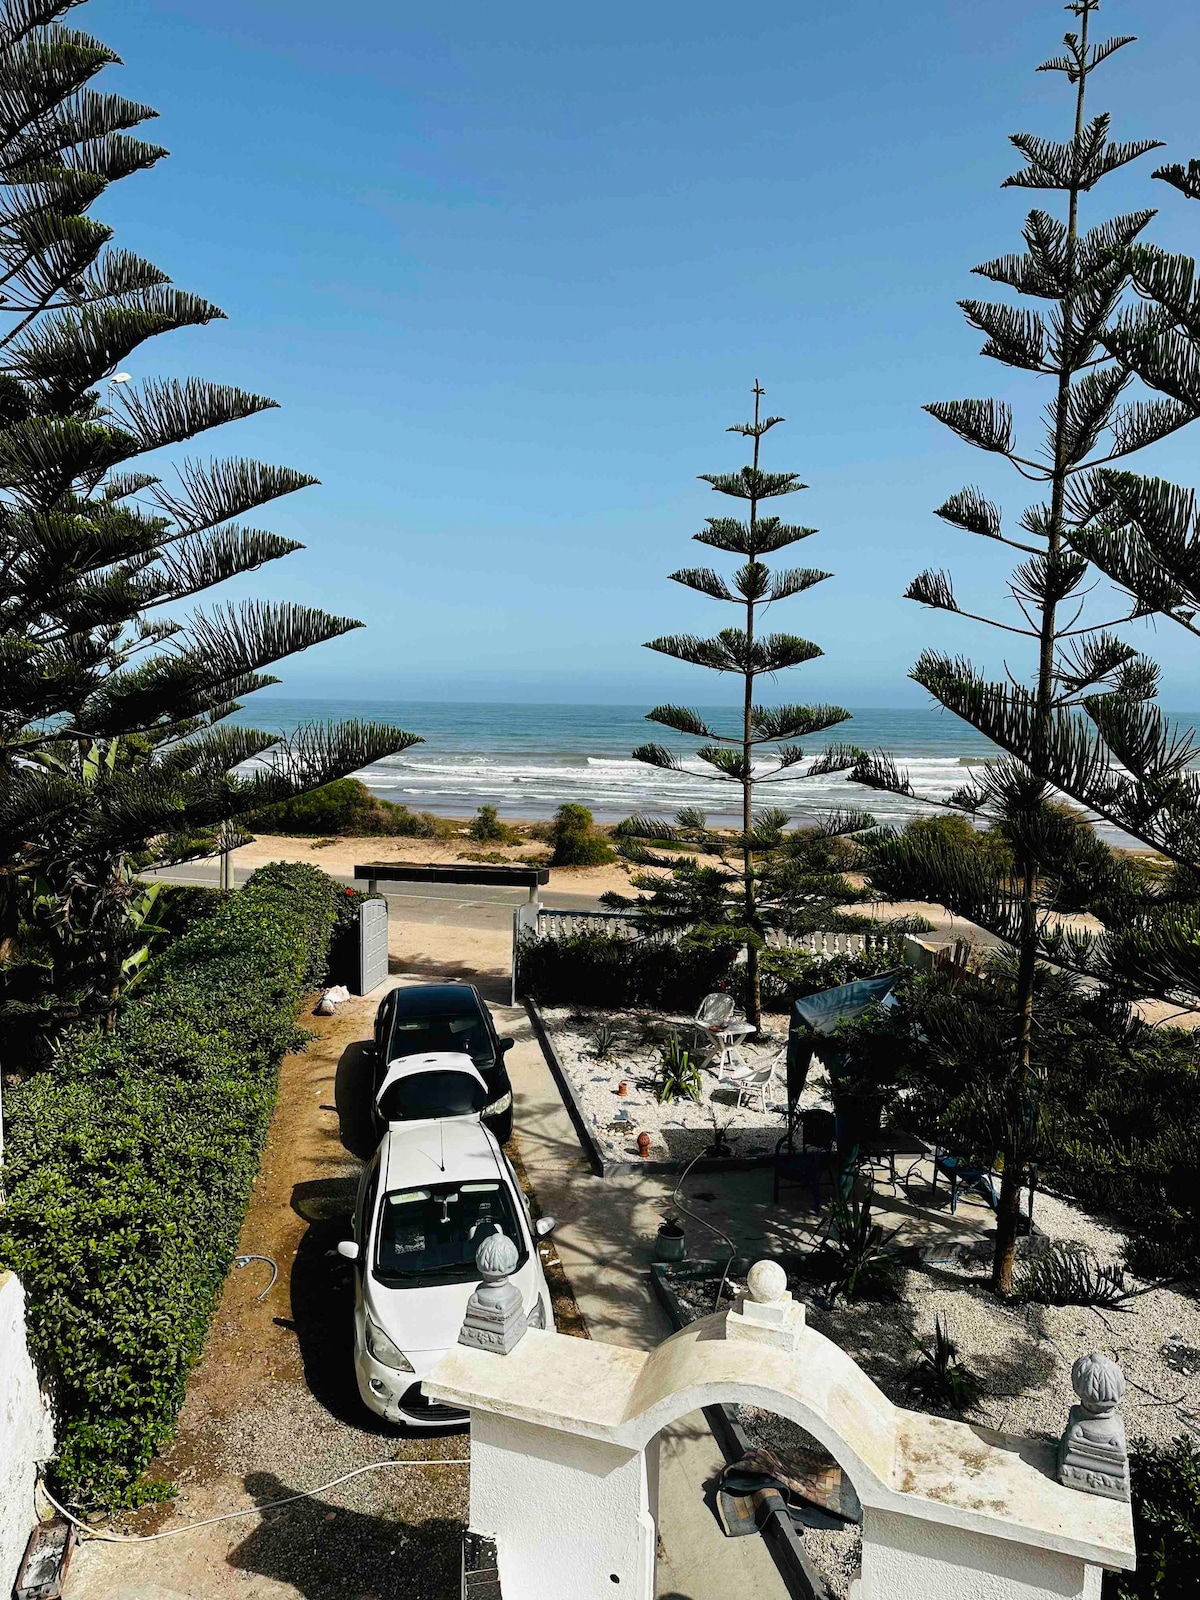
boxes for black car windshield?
[373,1180,526,1285]
[389,1012,490,1062]
[377,1069,489,1124]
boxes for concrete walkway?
[494,997,788,1600]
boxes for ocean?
[229,699,1067,830]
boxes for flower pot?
[636,1131,651,1158]
[655,1227,686,1262]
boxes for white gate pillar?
[469,1410,656,1599]
[856,1507,1103,1600]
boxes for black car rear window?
[389,1012,490,1061]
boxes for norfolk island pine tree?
[0,0,420,1049]
[848,0,1200,1293]
[613,384,868,1033]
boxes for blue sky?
[87,0,1200,705]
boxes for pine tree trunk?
[991,1157,1025,1296]
[994,6,1092,1290]
[743,384,761,1034]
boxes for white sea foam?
[353,748,996,827]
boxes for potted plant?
[655,1213,686,1262]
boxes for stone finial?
[459,1232,528,1355]
[726,1258,805,1352]
[1058,1352,1130,1502]
[747,1259,788,1305]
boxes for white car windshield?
[373,1179,527,1285]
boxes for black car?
[370,983,515,1142]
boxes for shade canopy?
[785,972,900,1105]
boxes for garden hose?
[40,1456,469,1543]
[232,1253,279,1301]
[670,1151,738,1311]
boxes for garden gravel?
[665,1188,1200,1599]
[540,1005,832,1162]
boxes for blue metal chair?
[932,1148,998,1214]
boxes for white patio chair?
[692,991,743,1063]
[731,1060,781,1115]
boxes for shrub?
[468,804,522,845]
[147,882,229,941]
[0,861,342,1506]
[758,938,909,1010]
[328,882,378,987]
[547,803,615,866]
[518,924,903,1015]
[1012,1243,1128,1308]
[247,777,454,839]
[518,928,735,1010]
[649,1033,702,1103]
[904,1316,984,1413]
[810,1186,902,1304]
[1106,1436,1200,1599]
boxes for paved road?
[145,862,609,928]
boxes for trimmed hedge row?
[0,861,341,1506]
[517,927,906,1013]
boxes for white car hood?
[365,1256,539,1354]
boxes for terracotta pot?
[636,1131,651,1158]
[617,1080,628,1097]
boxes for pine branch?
[749,703,850,742]
[149,457,319,535]
[630,742,686,773]
[960,299,1048,370]
[1153,159,1200,202]
[644,704,717,739]
[114,377,279,453]
[645,628,822,675]
[925,398,1014,455]
[699,466,806,501]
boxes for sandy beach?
[217,828,640,899]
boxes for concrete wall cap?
[427,1314,1135,1571]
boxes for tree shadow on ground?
[388,954,509,1006]
[226,1471,463,1600]
[288,1212,392,1433]
[335,1038,378,1159]
[291,1175,360,1223]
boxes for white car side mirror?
[336,1239,360,1261]
[535,1217,557,1238]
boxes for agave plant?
[905,1316,985,1414]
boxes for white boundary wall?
[0,1272,54,1593]
[429,1305,1135,1600]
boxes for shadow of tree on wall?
[227,1471,463,1600]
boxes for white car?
[339,1116,555,1427]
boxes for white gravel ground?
[666,1178,1200,1598]
[541,1006,831,1162]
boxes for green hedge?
[517,927,905,1012]
[0,861,341,1507]
[1106,1435,1200,1599]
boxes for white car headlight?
[366,1312,415,1372]
[485,1091,512,1116]
[526,1295,547,1330]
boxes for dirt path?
[65,989,470,1600]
